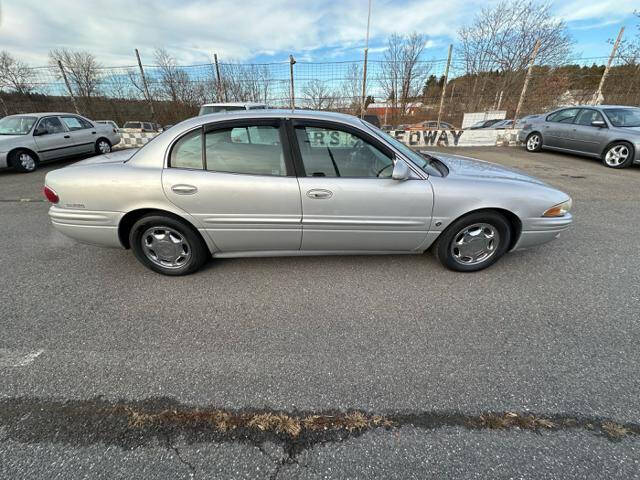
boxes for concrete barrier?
[390,129,521,147]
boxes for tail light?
[43,185,59,204]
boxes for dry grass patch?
[601,422,630,439]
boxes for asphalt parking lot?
[1,147,639,479]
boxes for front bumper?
[0,151,8,169]
[511,213,573,250]
[49,205,124,248]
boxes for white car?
[96,120,120,133]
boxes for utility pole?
[135,49,157,124]
[436,44,453,130]
[591,26,625,105]
[213,53,227,102]
[57,60,80,115]
[512,39,540,129]
[289,55,296,110]
[360,0,372,119]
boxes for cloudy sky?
[0,0,637,67]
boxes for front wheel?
[10,149,39,173]
[525,132,542,152]
[129,215,209,275]
[433,211,512,272]
[602,142,634,169]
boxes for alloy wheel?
[604,145,629,167]
[526,135,540,151]
[450,223,501,266]
[141,226,191,269]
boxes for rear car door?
[162,119,302,252]
[567,108,610,155]
[290,120,433,252]
[60,115,96,154]
[33,116,74,160]
[542,108,580,149]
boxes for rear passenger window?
[205,125,285,176]
[60,116,86,130]
[170,129,203,169]
[547,108,580,123]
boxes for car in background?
[44,109,572,276]
[96,120,120,133]
[122,121,158,132]
[199,102,267,115]
[0,112,121,173]
[490,119,514,130]
[520,105,640,169]
[468,119,503,130]
[409,120,456,130]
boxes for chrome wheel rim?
[604,145,629,167]
[98,141,111,153]
[451,223,500,266]
[526,135,540,151]
[19,153,36,171]
[141,226,191,269]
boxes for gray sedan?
[44,110,572,275]
[0,112,121,172]
[519,105,640,168]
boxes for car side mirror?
[392,159,410,181]
[34,127,48,136]
[591,120,606,128]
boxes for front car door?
[567,108,610,155]
[162,119,302,253]
[60,115,97,154]
[32,116,73,160]
[542,108,580,149]
[290,119,433,252]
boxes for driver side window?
[295,126,393,178]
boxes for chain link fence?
[0,52,638,128]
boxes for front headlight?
[542,199,572,217]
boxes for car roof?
[181,109,365,129]
[200,102,267,107]
[4,112,87,118]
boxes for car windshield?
[362,121,447,176]
[603,108,640,127]
[0,116,37,135]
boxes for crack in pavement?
[0,396,637,467]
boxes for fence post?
[512,39,540,129]
[0,93,8,116]
[436,44,453,130]
[591,26,625,105]
[213,53,226,102]
[135,48,158,124]
[57,60,80,115]
[360,0,372,118]
[289,55,296,109]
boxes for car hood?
[68,148,139,167]
[425,151,549,186]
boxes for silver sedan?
[0,112,121,173]
[519,105,640,168]
[44,110,572,275]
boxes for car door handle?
[171,184,198,195]
[91,131,96,134]
[306,189,333,199]
[64,135,70,138]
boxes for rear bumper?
[511,214,572,250]
[49,206,124,248]
[0,151,8,168]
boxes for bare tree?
[49,48,103,99]
[457,0,572,110]
[218,63,273,103]
[378,33,430,123]
[303,79,336,110]
[0,51,35,95]
[339,63,363,113]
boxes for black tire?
[95,138,112,155]
[524,132,542,152]
[129,215,209,276]
[602,141,634,169]
[433,211,512,272]
[9,149,39,173]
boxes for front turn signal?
[542,199,572,217]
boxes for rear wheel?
[433,211,512,272]
[525,132,542,152]
[95,138,112,154]
[602,141,633,169]
[129,215,209,275]
[9,149,39,173]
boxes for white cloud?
[0,0,480,66]
[555,0,637,23]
